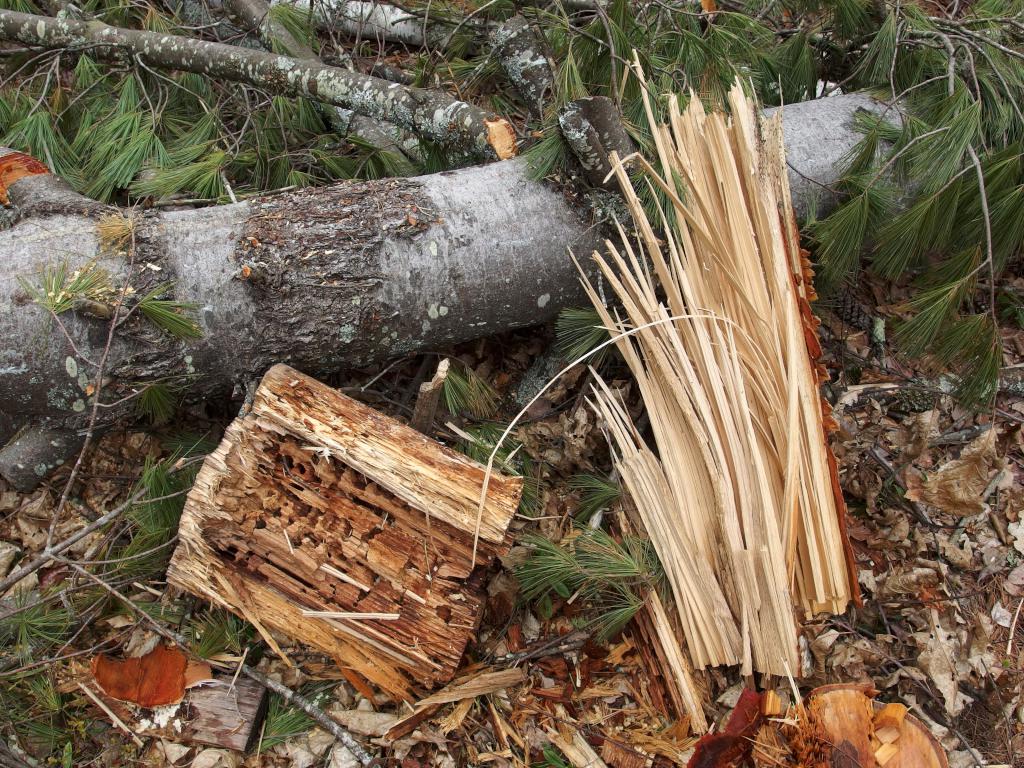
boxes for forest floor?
[1,274,1023,768]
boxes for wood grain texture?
[92,674,267,752]
[168,365,521,699]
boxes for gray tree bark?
[0,91,889,489]
[0,9,515,159]
[492,15,554,116]
[269,0,460,50]
[559,96,636,187]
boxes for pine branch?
[0,9,514,158]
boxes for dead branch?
[0,9,515,158]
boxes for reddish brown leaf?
[0,150,50,205]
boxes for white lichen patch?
[537,293,550,308]
[137,702,182,731]
[64,356,77,378]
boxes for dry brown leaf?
[905,431,1006,515]
[913,618,968,717]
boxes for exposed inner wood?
[168,364,521,699]
[585,76,857,679]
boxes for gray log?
[0,91,890,489]
[559,96,636,187]
[269,0,459,50]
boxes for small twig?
[0,483,191,596]
[77,682,144,747]
[866,446,935,526]
[46,219,139,551]
[1008,598,1023,656]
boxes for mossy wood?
[167,364,521,699]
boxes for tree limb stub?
[492,15,554,116]
[0,8,515,159]
[0,92,892,489]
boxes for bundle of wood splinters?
[584,72,857,687]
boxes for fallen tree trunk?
[0,92,888,489]
[0,9,515,159]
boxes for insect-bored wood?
[168,365,521,699]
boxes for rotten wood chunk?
[91,674,267,753]
[168,364,521,699]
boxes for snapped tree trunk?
[0,92,890,489]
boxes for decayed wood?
[91,675,268,752]
[168,364,521,699]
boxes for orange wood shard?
[0,149,50,205]
[90,644,213,708]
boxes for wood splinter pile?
[584,72,859,722]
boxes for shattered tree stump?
[168,364,522,699]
